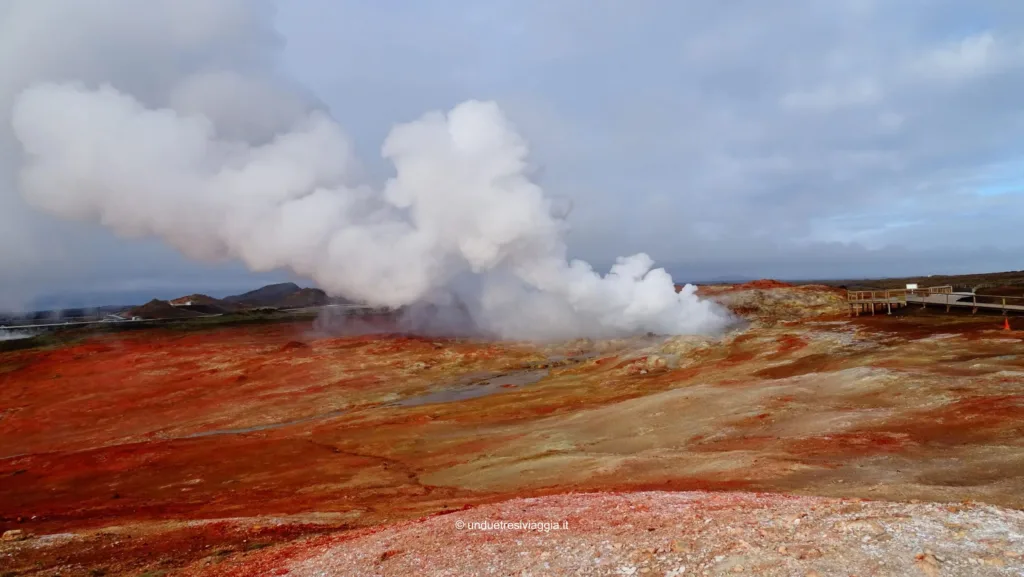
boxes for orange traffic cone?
[1004,317,1011,331]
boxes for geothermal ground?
[2,282,1024,576]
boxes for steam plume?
[5,1,732,340]
[0,330,38,342]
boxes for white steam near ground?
[0,329,38,342]
[3,0,733,340]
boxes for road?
[0,316,205,331]
[1,304,383,332]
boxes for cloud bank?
[3,1,1023,314]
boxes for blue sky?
[2,0,1024,309]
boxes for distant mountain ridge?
[698,275,757,284]
[125,283,344,319]
[670,275,757,287]
[2,282,351,324]
[223,282,332,308]
[130,299,204,319]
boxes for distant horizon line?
[10,269,1024,315]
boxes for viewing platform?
[846,287,913,316]
[847,285,1024,316]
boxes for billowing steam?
[0,329,38,342]
[5,1,732,340]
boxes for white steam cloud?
[0,330,37,342]
[0,329,38,342]
[5,0,732,340]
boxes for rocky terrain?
[1,282,1022,575]
[269,492,1024,576]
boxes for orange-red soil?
[2,284,1024,575]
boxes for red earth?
[2,284,1024,575]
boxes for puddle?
[546,352,599,364]
[392,369,550,407]
[805,321,851,326]
[179,409,348,439]
[914,333,961,342]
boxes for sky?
[3,0,1024,310]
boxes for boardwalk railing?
[922,291,1024,314]
[846,284,1024,316]
[845,288,907,316]
[846,289,907,303]
[846,285,954,303]
[907,285,953,296]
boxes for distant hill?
[0,305,130,324]
[168,293,244,315]
[814,269,1024,292]
[278,287,332,308]
[224,282,335,308]
[129,299,204,319]
[169,294,221,307]
[698,275,757,284]
[2,283,351,326]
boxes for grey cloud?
[2,0,736,339]
[3,0,1024,314]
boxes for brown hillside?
[128,299,203,319]
[169,294,221,307]
[168,294,244,313]
[278,287,330,308]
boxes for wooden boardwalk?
[846,287,915,316]
[906,291,1024,314]
[847,285,1024,316]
